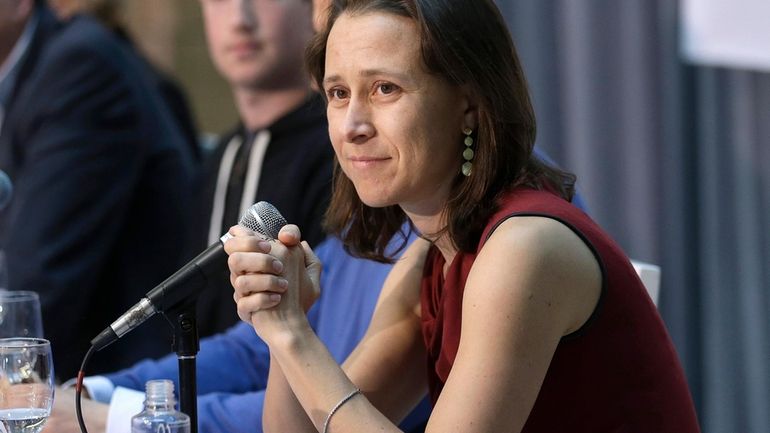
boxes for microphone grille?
[238,201,287,240]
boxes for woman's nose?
[342,98,375,144]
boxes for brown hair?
[307,0,575,262]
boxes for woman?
[224,0,700,432]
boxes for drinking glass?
[0,292,43,339]
[0,338,54,433]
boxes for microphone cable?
[75,345,96,433]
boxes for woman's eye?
[327,88,349,100]
[376,82,399,95]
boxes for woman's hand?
[224,224,321,343]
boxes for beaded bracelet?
[322,388,361,433]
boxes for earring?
[461,127,474,176]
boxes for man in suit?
[0,0,198,379]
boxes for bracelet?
[322,388,361,433]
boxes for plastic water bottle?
[131,380,191,433]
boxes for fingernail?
[258,240,271,252]
[277,278,288,289]
[272,260,284,273]
[268,293,281,303]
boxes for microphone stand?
[167,302,200,433]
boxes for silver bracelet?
[322,388,361,433]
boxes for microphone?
[91,201,287,351]
[0,169,13,210]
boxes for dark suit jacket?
[0,5,198,379]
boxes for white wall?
[681,0,770,71]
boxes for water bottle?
[131,380,191,433]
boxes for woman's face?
[323,12,474,216]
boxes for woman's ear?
[459,84,479,130]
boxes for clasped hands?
[224,224,321,342]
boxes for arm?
[226,227,430,432]
[424,216,601,432]
[266,238,428,432]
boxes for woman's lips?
[348,156,390,168]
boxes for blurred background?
[109,0,768,431]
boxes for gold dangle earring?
[461,127,474,176]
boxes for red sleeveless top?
[420,188,700,432]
